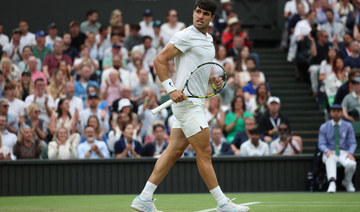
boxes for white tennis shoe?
[216,198,250,212]
[327,181,336,193]
[342,180,355,192]
[131,196,163,212]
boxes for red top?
[221,31,252,51]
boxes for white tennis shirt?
[170,25,215,106]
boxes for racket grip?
[151,99,174,115]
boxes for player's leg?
[131,128,189,212]
[189,128,249,212]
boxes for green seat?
[352,121,360,153]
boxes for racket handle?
[151,99,174,115]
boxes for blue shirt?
[318,119,357,154]
[74,80,99,106]
[77,140,110,159]
[243,81,270,95]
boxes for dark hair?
[84,125,95,131]
[324,8,334,14]
[142,35,152,42]
[345,32,353,39]
[87,115,101,134]
[245,56,256,65]
[153,123,165,131]
[4,81,16,90]
[194,0,217,16]
[98,26,107,33]
[130,23,141,31]
[86,9,98,17]
[230,95,246,112]
[22,45,33,54]
[256,83,269,105]
[56,98,72,119]
[34,78,45,86]
[279,122,291,134]
[249,128,260,135]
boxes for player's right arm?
[154,43,186,103]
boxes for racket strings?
[187,63,226,98]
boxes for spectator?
[18,70,33,101]
[210,126,233,156]
[45,22,61,51]
[24,78,54,125]
[62,32,80,62]
[117,98,139,129]
[324,57,348,106]
[18,46,42,74]
[334,0,354,24]
[346,0,360,34]
[318,8,345,43]
[4,82,26,122]
[57,60,73,82]
[127,50,150,74]
[77,125,110,159]
[3,28,23,65]
[131,69,158,102]
[0,99,17,133]
[101,55,130,86]
[42,40,72,79]
[18,21,36,47]
[243,69,269,102]
[248,83,270,120]
[109,9,130,36]
[25,56,47,84]
[69,21,87,51]
[283,0,310,19]
[55,82,84,116]
[48,127,80,159]
[32,31,52,61]
[0,57,20,83]
[231,117,257,156]
[46,69,66,100]
[0,23,9,48]
[123,23,142,51]
[74,62,99,104]
[213,0,233,39]
[100,69,122,106]
[49,98,75,136]
[138,89,167,141]
[85,33,103,62]
[318,47,338,82]
[0,71,5,98]
[270,122,301,155]
[240,128,269,156]
[342,76,360,122]
[344,41,360,70]
[114,122,142,158]
[74,45,99,77]
[80,10,101,35]
[152,20,164,52]
[224,95,253,143]
[13,125,42,159]
[142,122,168,157]
[86,115,107,144]
[338,33,353,59]
[222,17,252,51]
[132,36,157,69]
[334,68,360,104]
[0,135,11,160]
[258,96,291,142]
[96,27,111,57]
[160,9,186,45]
[139,9,155,38]
[205,95,225,131]
[77,92,109,134]
[102,42,128,69]
[0,114,17,160]
[23,103,48,142]
[214,45,234,74]
[318,104,357,193]
[287,2,307,44]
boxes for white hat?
[267,96,281,105]
[221,0,231,4]
[227,17,240,26]
[118,98,132,111]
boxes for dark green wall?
[1,155,358,196]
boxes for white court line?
[256,205,360,207]
[262,201,360,204]
[195,202,261,212]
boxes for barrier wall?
[1,155,359,196]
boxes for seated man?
[240,128,269,156]
[77,125,110,159]
[342,76,360,122]
[318,104,357,193]
[141,122,168,157]
[270,122,301,155]
[210,126,233,156]
[231,117,256,155]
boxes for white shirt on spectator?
[319,60,332,77]
[45,35,61,50]
[7,98,25,120]
[132,44,157,67]
[0,34,9,47]
[77,139,110,159]
[54,96,84,116]
[240,139,270,156]
[3,42,24,65]
[1,130,17,160]
[24,94,55,125]
[104,47,129,61]
[101,68,131,86]
[294,19,312,41]
[20,32,36,47]
[139,20,155,38]
[78,108,110,134]
[160,22,185,45]
[284,0,310,16]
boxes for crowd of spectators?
[0,0,307,161]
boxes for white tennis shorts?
[171,100,209,138]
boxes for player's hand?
[211,77,223,90]
[326,150,334,157]
[169,90,186,103]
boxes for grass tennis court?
[0,193,359,212]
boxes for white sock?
[139,181,157,200]
[210,186,227,205]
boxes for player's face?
[193,7,214,33]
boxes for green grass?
[0,193,359,212]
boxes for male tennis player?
[131,0,250,211]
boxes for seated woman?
[0,135,11,160]
[49,98,76,136]
[82,115,107,145]
[24,103,47,142]
[13,125,42,159]
[47,69,66,100]
[324,57,347,107]
[57,60,73,82]
[205,95,225,131]
[224,95,253,143]
[248,83,270,120]
[213,44,235,74]
[114,123,142,158]
[48,127,80,159]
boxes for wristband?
[161,78,176,94]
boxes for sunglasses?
[278,128,288,132]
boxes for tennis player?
[131,0,250,211]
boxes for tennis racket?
[151,62,227,114]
